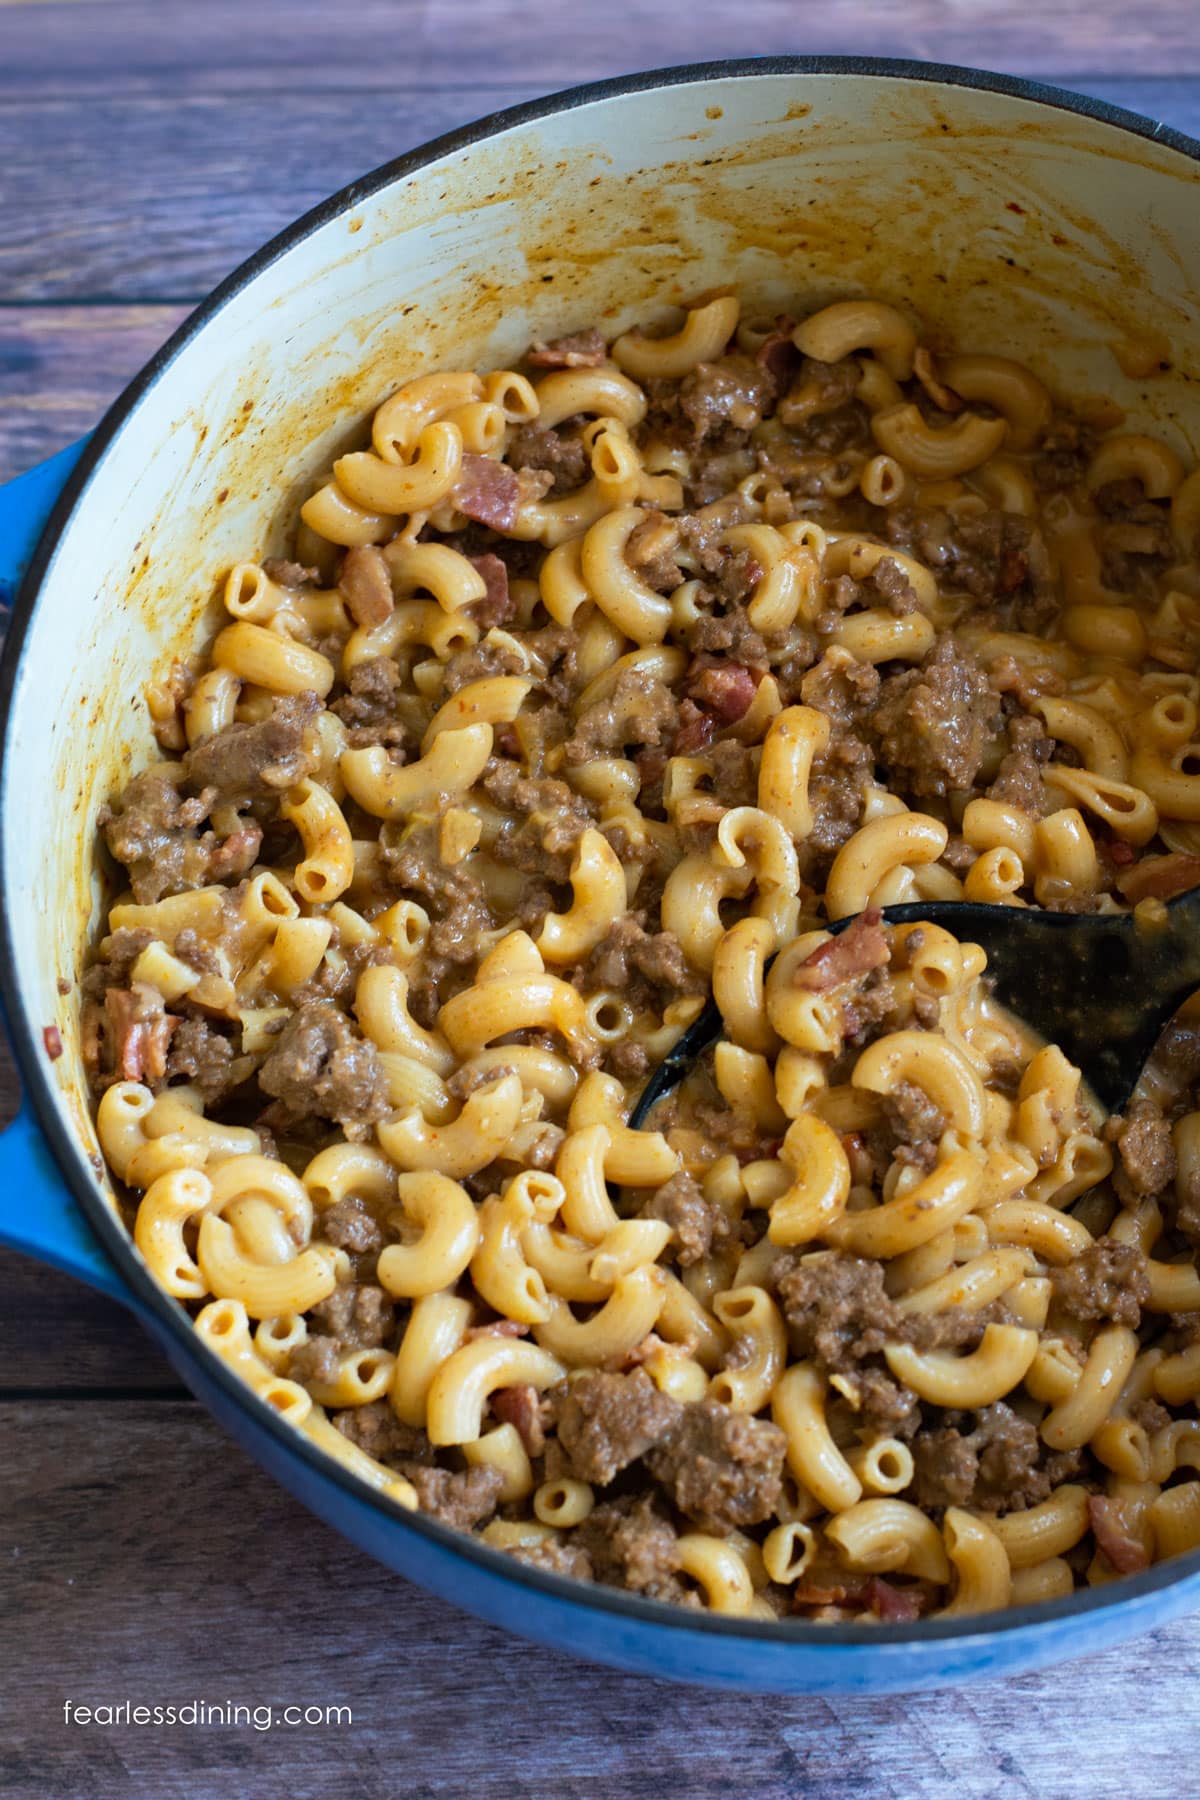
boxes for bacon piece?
[673,700,717,755]
[491,1382,546,1457]
[792,907,889,991]
[1116,853,1200,904]
[468,552,515,627]
[998,548,1029,594]
[106,989,146,1081]
[527,328,607,369]
[452,453,521,530]
[81,1001,104,1075]
[729,1135,781,1173]
[339,544,394,628]
[136,1014,177,1085]
[683,656,761,725]
[105,986,177,1085]
[913,347,964,414]
[263,557,321,588]
[792,1578,873,1611]
[731,554,765,597]
[756,323,800,392]
[867,1576,923,1621]
[1089,1495,1150,1573]
[791,1584,850,1608]
[792,1575,919,1619]
[43,1025,63,1061]
[205,822,263,882]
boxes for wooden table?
[2,5,1198,1793]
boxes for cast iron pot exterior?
[3,60,1200,1692]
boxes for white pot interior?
[7,66,1200,1219]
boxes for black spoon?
[630,888,1200,1128]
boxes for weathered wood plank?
[1,0,1198,96]
[0,78,1195,306]
[0,1033,17,1128]
[0,1247,182,1392]
[0,87,539,302]
[1,1395,1197,1800]
[0,304,188,479]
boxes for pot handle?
[0,1098,136,1305]
[0,438,87,620]
[0,439,134,1306]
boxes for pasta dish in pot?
[79,293,1200,1620]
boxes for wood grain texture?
[0,79,1196,306]
[2,1396,1198,1800]
[0,89,540,301]
[0,305,188,478]
[0,1248,181,1392]
[2,0,1199,93]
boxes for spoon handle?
[628,889,1200,1130]
[628,998,722,1130]
[972,890,1200,1113]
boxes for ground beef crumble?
[910,1405,1079,1514]
[771,1251,989,1369]
[575,1494,695,1604]
[639,1169,732,1266]
[551,1369,681,1486]
[579,916,707,1008]
[646,1400,787,1534]
[869,635,1002,797]
[332,656,405,746]
[258,1001,388,1129]
[308,1283,395,1347]
[183,691,321,803]
[1052,1239,1150,1328]
[1109,1099,1176,1200]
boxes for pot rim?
[5,54,1200,1654]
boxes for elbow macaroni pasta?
[83,290,1200,1622]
